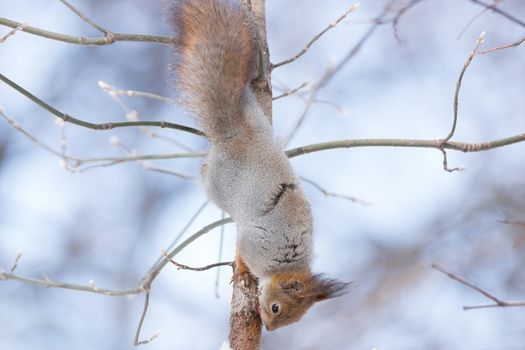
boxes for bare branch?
[457,0,499,40]
[477,36,525,55]
[0,73,204,136]
[134,217,234,345]
[283,101,314,145]
[284,3,390,145]
[58,0,109,35]
[134,294,157,346]
[216,211,227,298]
[285,134,525,159]
[391,0,427,43]
[0,17,173,45]
[0,21,26,43]
[98,81,179,106]
[439,148,464,173]
[98,81,195,151]
[111,137,196,179]
[273,81,310,101]
[1,106,204,174]
[468,0,525,28]
[77,152,205,165]
[1,216,233,346]
[4,100,524,172]
[432,263,525,310]
[0,106,65,159]
[272,3,360,69]
[9,252,22,273]
[164,255,233,272]
[498,219,525,227]
[300,176,370,205]
[442,31,485,145]
[0,270,143,296]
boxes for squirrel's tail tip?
[169,0,257,138]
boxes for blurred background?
[1,0,524,349]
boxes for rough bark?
[228,1,270,349]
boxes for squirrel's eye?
[271,303,280,314]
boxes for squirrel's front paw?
[231,261,257,288]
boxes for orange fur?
[172,0,255,140]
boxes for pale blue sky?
[1,0,524,349]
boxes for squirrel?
[171,0,349,331]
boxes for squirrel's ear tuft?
[310,274,351,301]
[280,279,305,295]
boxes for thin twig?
[112,138,196,180]
[497,219,525,227]
[468,0,525,28]
[273,81,310,100]
[283,101,313,145]
[391,0,426,43]
[0,21,26,43]
[58,0,109,34]
[0,107,65,159]
[134,294,156,345]
[1,216,233,346]
[439,148,464,173]
[4,103,525,169]
[164,255,233,272]
[98,81,179,106]
[78,152,205,163]
[442,31,485,144]
[216,211,227,298]
[456,0,498,40]
[0,73,203,136]
[0,271,144,296]
[432,263,525,310]
[10,252,22,273]
[1,107,204,173]
[300,176,370,205]
[164,201,210,261]
[0,18,173,45]
[438,31,486,171]
[98,81,194,151]
[284,3,390,145]
[285,134,525,158]
[272,3,360,69]
[134,217,234,345]
[476,36,525,55]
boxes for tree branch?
[391,0,427,43]
[0,17,174,45]
[300,176,370,205]
[468,0,525,28]
[432,263,525,310]
[58,0,109,35]
[283,3,391,145]
[0,73,204,136]
[442,32,485,145]
[272,3,360,68]
[0,270,143,296]
[134,217,234,345]
[0,21,26,43]
[164,255,233,272]
[273,81,310,101]
[285,134,525,158]
[0,218,234,346]
[498,219,525,228]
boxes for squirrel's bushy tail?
[172,0,256,140]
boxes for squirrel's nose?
[265,324,275,331]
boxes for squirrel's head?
[258,272,349,331]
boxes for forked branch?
[432,263,525,310]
